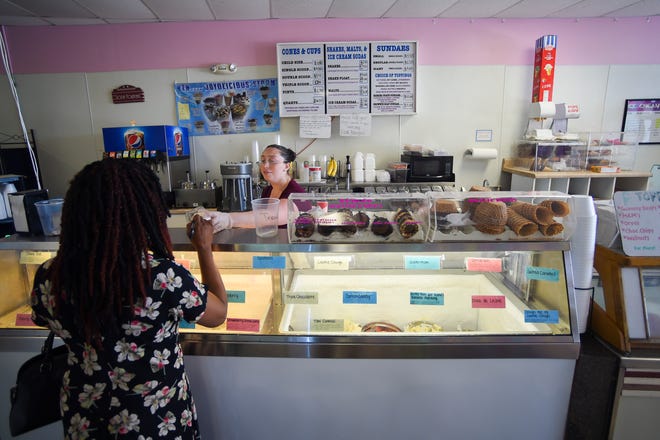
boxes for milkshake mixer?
[220,162,253,212]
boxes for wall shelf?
[501,158,650,200]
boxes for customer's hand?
[187,215,214,252]
[206,211,233,232]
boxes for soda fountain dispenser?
[102,125,190,207]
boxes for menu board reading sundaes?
[277,41,417,117]
[371,42,416,114]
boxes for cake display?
[287,193,429,243]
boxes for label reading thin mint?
[311,319,344,332]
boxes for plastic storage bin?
[586,131,638,171]
[428,191,576,242]
[516,139,588,171]
[287,192,430,243]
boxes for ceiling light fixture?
[210,63,238,74]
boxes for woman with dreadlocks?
[30,159,227,439]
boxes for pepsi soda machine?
[102,125,190,207]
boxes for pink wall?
[3,17,659,74]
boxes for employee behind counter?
[203,144,305,231]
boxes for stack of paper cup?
[569,195,597,333]
[351,169,365,182]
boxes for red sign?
[112,84,145,104]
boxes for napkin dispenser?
[8,189,49,235]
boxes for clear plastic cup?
[34,198,64,236]
[252,198,280,238]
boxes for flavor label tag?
[404,256,441,270]
[226,318,260,332]
[283,291,319,304]
[19,251,55,265]
[525,310,559,324]
[410,292,444,305]
[314,255,351,270]
[465,257,502,272]
[311,319,344,332]
[252,256,286,269]
[343,291,377,304]
[179,319,196,329]
[227,290,246,303]
[471,295,506,308]
[526,266,560,282]
[15,314,38,327]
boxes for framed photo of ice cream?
[622,98,660,144]
[174,78,280,136]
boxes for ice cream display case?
[0,230,578,343]
[0,222,580,440]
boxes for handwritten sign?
[410,292,444,305]
[404,256,441,270]
[471,295,506,308]
[314,255,351,270]
[343,291,377,304]
[614,191,660,256]
[252,255,286,269]
[226,318,260,332]
[283,291,319,304]
[465,257,502,272]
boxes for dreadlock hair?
[49,158,173,348]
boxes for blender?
[220,162,253,212]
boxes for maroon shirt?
[261,179,309,228]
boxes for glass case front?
[1,241,574,340]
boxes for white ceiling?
[0,0,659,27]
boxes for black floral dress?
[31,256,208,439]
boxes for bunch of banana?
[326,156,338,177]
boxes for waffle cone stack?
[510,202,554,225]
[472,201,508,226]
[539,200,570,217]
[506,208,539,236]
[539,222,564,236]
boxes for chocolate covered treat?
[294,213,316,238]
[371,216,394,237]
[353,211,370,230]
[394,208,419,239]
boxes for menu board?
[277,41,417,117]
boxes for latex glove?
[206,210,233,233]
